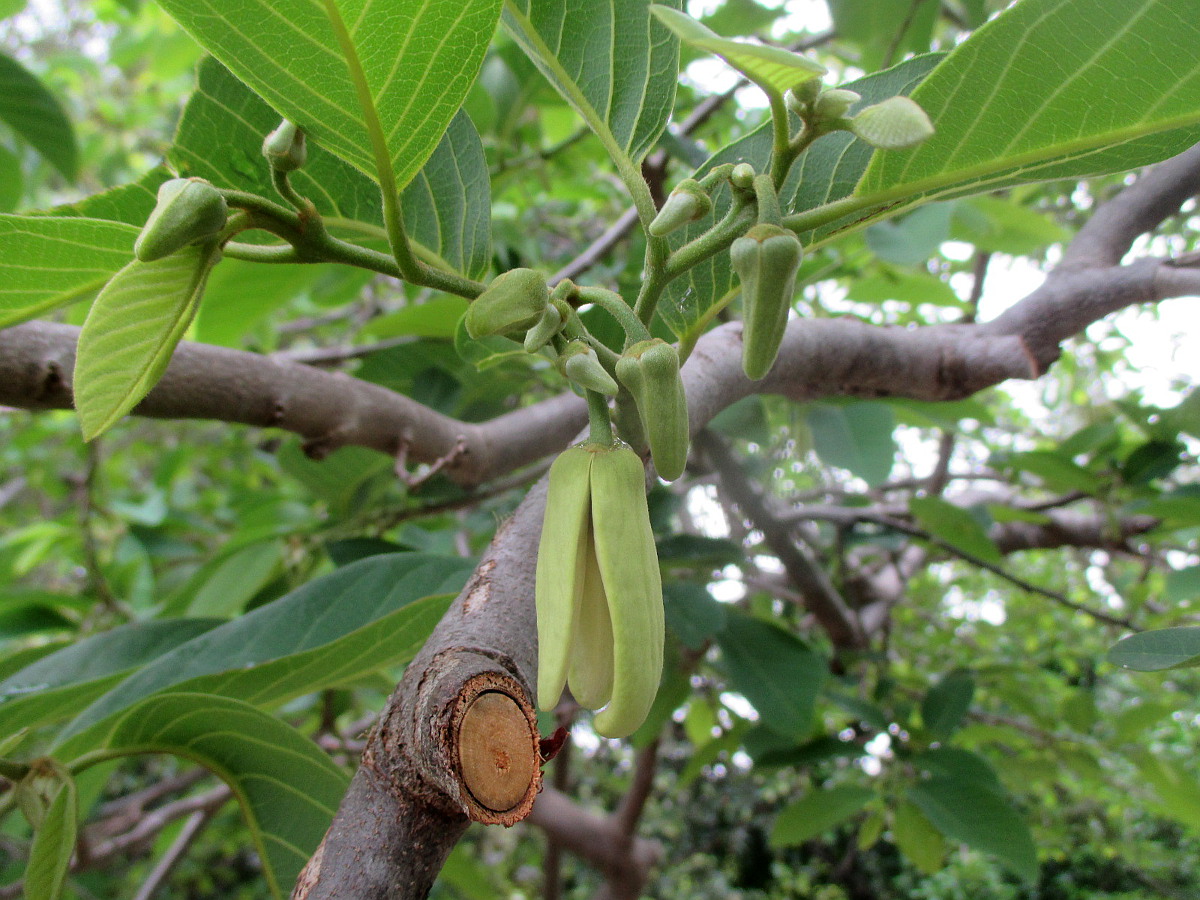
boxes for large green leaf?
[659,55,939,337]
[502,0,680,164]
[73,241,221,440]
[171,58,491,277]
[850,0,1200,223]
[919,670,977,738]
[0,619,221,740]
[715,610,826,739]
[22,768,77,900]
[893,799,946,874]
[157,0,502,190]
[101,693,348,898]
[0,215,137,327]
[55,553,473,751]
[908,776,1038,882]
[1108,626,1200,671]
[770,784,875,848]
[0,52,77,180]
[807,401,896,488]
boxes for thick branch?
[0,320,586,488]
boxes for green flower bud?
[730,224,803,380]
[134,178,228,263]
[849,96,934,150]
[613,387,649,454]
[648,179,712,237]
[464,268,550,339]
[814,88,861,120]
[615,339,689,481]
[730,163,756,190]
[785,78,822,117]
[523,303,562,353]
[262,120,307,172]
[560,341,618,396]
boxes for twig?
[130,805,219,900]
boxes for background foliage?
[1,0,1199,898]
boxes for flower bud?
[523,302,562,353]
[730,163,756,190]
[849,96,934,149]
[262,120,307,172]
[559,341,618,396]
[730,224,803,380]
[615,339,689,481]
[648,179,712,237]
[814,88,861,120]
[464,268,550,339]
[134,178,228,263]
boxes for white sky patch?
[942,585,1007,626]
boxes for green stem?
[576,287,652,346]
[585,390,614,445]
[768,91,794,188]
[664,200,756,280]
[752,174,782,226]
[271,169,313,215]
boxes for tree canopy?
[1,0,1200,898]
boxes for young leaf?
[0,215,138,327]
[1108,626,1200,671]
[23,768,77,900]
[650,5,824,97]
[0,52,77,181]
[853,0,1200,220]
[74,241,221,440]
[769,784,875,848]
[156,0,502,191]
[502,0,680,164]
[908,776,1038,882]
[103,693,348,898]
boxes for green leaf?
[23,768,77,900]
[102,693,348,897]
[920,671,976,737]
[913,746,1001,792]
[715,610,827,739]
[864,202,953,266]
[650,5,823,97]
[1108,626,1200,671]
[662,582,727,651]
[171,58,491,277]
[0,215,137,327]
[806,401,896,487]
[361,295,471,340]
[157,0,502,191]
[846,268,961,308]
[0,144,21,212]
[854,0,1200,219]
[660,55,940,337]
[770,784,875,848]
[74,241,220,440]
[893,799,946,874]
[0,619,221,740]
[43,166,171,226]
[909,497,1001,563]
[55,553,472,750]
[503,0,680,163]
[908,776,1038,882]
[188,540,284,617]
[1007,449,1101,494]
[0,52,77,180]
[1165,565,1200,605]
[950,195,1070,256]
